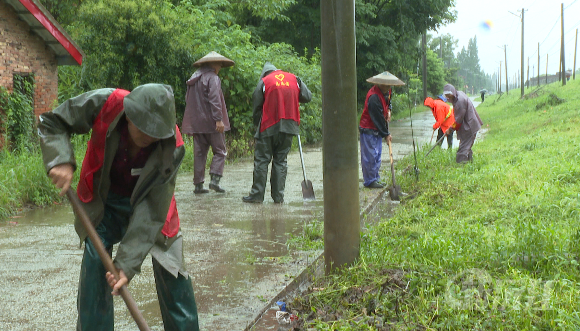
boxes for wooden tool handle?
[66,189,151,331]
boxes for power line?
[564,0,578,10]
[540,17,561,46]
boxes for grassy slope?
[295,79,580,330]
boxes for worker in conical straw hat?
[182,51,234,194]
[359,71,404,189]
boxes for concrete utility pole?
[546,54,549,85]
[504,45,509,94]
[574,29,578,80]
[499,62,502,93]
[422,32,427,100]
[561,3,566,86]
[520,8,525,97]
[538,43,540,86]
[320,0,359,274]
[440,36,443,59]
[526,57,529,89]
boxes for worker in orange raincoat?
[424,95,455,149]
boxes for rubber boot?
[209,174,225,193]
[194,183,209,194]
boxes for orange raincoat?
[424,97,455,133]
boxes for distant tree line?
[36,0,499,151]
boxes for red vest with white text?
[260,70,300,132]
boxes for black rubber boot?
[194,183,209,194]
[209,174,225,193]
[242,196,263,203]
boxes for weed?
[293,79,580,329]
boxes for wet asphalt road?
[0,101,481,330]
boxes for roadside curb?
[244,186,390,330]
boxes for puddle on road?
[1,105,484,330]
[0,166,326,330]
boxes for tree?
[227,0,457,107]
[424,49,446,97]
[61,0,323,146]
[37,0,83,26]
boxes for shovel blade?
[389,185,402,201]
[301,180,315,200]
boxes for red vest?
[359,85,390,130]
[77,89,183,238]
[260,70,300,132]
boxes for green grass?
[0,135,90,219]
[291,79,580,330]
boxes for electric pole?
[520,8,525,96]
[499,62,502,93]
[538,43,540,86]
[526,57,529,89]
[504,45,508,94]
[320,0,359,273]
[546,54,548,85]
[561,3,566,86]
[422,32,427,100]
[574,29,578,80]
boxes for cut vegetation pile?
[288,79,580,330]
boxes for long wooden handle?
[297,134,308,182]
[66,189,151,331]
[387,139,394,165]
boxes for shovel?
[387,139,402,201]
[297,135,315,200]
[65,189,151,331]
[425,134,446,157]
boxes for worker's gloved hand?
[386,134,392,144]
[432,124,438,130]
[445,128,454,136]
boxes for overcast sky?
[435,0,580,82]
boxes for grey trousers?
[193,132,227,184]
[247,133,293,202]
[456,132,477,163]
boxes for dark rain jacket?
[182,66,231,135]
[443,84,483,140]
[252,62,312,138]
[359,85,391,137]
[38,88,187,279]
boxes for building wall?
[0,1,59,116]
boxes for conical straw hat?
[193,51,235,67]
[366,71,405,86]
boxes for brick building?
[1,0,83,116]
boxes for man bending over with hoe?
[38,84,199,330]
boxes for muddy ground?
[0,103,481,330]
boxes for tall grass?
[0,135,88,219]
[293,79,580,330]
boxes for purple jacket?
[444,84,482,140]
[182,67,230,134]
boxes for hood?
[258,62,278,83]
[443,84,458,99]
[124,84,176,139]
[424,97,435,108]
[186,67,214,86]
